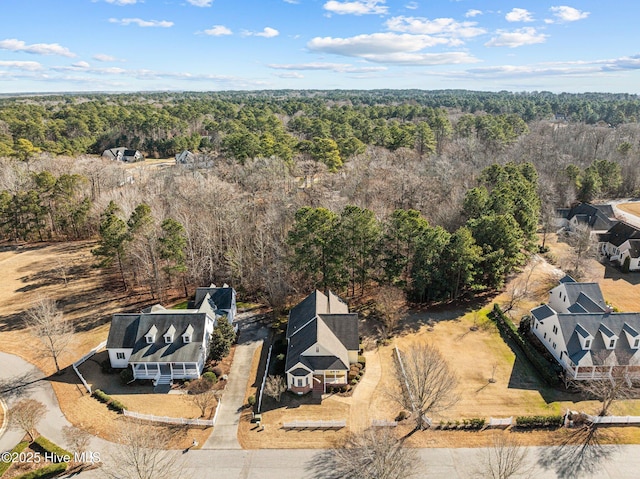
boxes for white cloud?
[268,62,387,73]
[273,72,304,79]
[386,16,486,39]
[283,0,299,3]
[93,53,119,62]
[72,61,91,68]
[485,27,547,48]
[0,38,75,57]
[465,9,482,18]
[0,60,43,71]
[548,6,589,23]
[505,8,534,22]
[323,0,388,16]
[243,27,279,38]
[307,33,479,64]
[108,18,174,27]
[203,25,232,36]
[187,0,213,6]
[104,0,138,5]
[405,2,418,9]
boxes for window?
[116,352,125,360]
[585,339,591,348]
[560,351,564,359]
[553,325,558,335]
[297,378,303,387]
[183,336,191,343]
[316,345,319,353]
[164,335,173,344]
[635,339,639,348]
[535,322,538,329]
[543,332,547,339]
[553,342,556,350]
[610,339,616,348]
[145,336,153,344]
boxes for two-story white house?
[530,276,640,381]
[107,284,237,386]
[598,221,640,271]
[285,290,359,396]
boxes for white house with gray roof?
[530,276,640,380]
[285,290,359,396]
[106,284,236,386]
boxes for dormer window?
[575,324,593,351]
[599,324,618,350]
[164,324,176,344]
[145,325,158,344]
[623,323,640,349]
[183,324,194,344]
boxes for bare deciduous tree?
[502,260,539,316]
[390,343,459,430]
[566,223,595,279]
[308,427,419,479]
[573,366,634,417]
[24,298,73,374]
[376,285,406,339]
[63,425,93,467]
[8,399,47,442]
[264,375,287,403]
[102,422,184,479]
[476,433,533,479]
[187,389,217,418]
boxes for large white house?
[285,290,359,396]
[598,221,640,271]
[106,284,236,386]
[530,276,640,381]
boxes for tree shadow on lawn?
[0,369,45,401]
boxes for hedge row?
[13,463,68,479]
[436,418,486,430]
[92,389,125,412]
[490,304,562,386]
[32,437,72,462]
[0,441,29,477]
[515,415,564,429]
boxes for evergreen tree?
[92,201,129,290]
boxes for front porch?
[131,361,201,384]
[566,363,640,380]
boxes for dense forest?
[0,90,639,308]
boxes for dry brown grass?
[617,202,640,218]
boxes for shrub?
[119,368,134,385]
[350,379,357,385]
[623,256,631,273]
[357,355,366,366]
[202,372,218,384]
[276,353,285,362]
[13,462,68,479]
[468,418,486,430]
[348,371,358,381]
[91,389,125,412]
[32,437,72,462]
[515,415,563,429]
[100,359,114,374]
[247,395,256,406]
[395,410,408,421]
[0,441,29,476]
[212,366,223,377]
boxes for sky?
[0,0,639,94]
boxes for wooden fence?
[72,340,107,395]
[585,414,640,425]
[283,420,346,430]
[123,409,215,427]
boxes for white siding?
[108,348,132,368]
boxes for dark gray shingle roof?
[531,305,555,322]
[193,286,234,311]
[562,283,606,310]
[108,312,208,363]
[604,221,640,247]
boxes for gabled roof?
[561,283,606,311]
[531,304,555,322]
[557,313,640,367]
[604,221,640,247]
[192,285,235,312]
[567,292,607,313]
[285,291,358,374]
[107,312,209,363]
[286,290,348,338]
[559,274,576,284]
[567,203,617,231]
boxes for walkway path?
[203,312,267,449]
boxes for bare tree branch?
[475,433,533,479]
[7,398,47,442]
[24,298,73,374]
[390,343,459,430]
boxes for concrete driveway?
[203,311,269,449]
